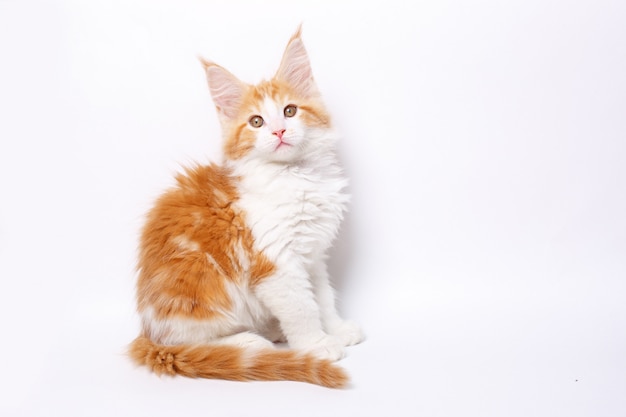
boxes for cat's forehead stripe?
[261,96,281,118]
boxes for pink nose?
[272,129,286,140]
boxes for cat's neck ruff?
[225,128,349,261]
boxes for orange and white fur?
[129,28,363,388]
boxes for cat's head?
[201,27,332,164]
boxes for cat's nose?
[272,129,286,140]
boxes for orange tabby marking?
[129,336,348,388]
[218,79,331,160]
[137,164,275,321]
[130,27,357,388]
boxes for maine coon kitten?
[129,28,364,388]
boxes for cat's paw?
[296,335,346,362]
[328,320,365,347]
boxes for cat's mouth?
[274,140,293,151]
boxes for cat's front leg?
[310,260,365,347]
[254,267,346,361]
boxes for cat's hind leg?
[140,307,274,350]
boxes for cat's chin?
[274,141,293,151]
[264,146,303,164]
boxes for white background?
[1,0,625,416]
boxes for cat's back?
[142,163,240,236]
[136,163,249,315]
[139,162,244,256]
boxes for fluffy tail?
[128,336,349,388]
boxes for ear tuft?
[275,26,319,97]
[200,59,245,120]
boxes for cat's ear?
[275,26,319,97]
[200,59,245,120]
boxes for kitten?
[129,27,363,388]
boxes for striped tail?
[128,336,349,388]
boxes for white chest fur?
[232,156,349,266]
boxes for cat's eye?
[284,105,297,118]
[249,115,264,128]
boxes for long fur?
[129,336,348,388]
[130,28,363,388]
